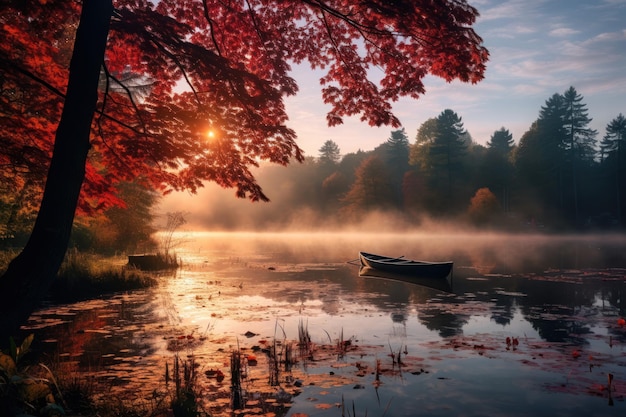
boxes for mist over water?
[158,176,626,275]
[25,229,625,416]
[169,229,626,273]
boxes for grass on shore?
[0,249,158,303]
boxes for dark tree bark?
[0,0,113,341]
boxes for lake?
[22,232,626,416]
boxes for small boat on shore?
[127,253,178,271]
[359,251,453,279]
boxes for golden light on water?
[24,231,626,416]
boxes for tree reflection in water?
[18,233,626,416]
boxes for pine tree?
[318,140,341,165]
[601,114,626,225]
[536,93,568,219]
[385,129,410,206]
[429,109,468,208]
[562,86,597,226]
[484,128,514,212]
[487,127,514,155]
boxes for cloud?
[549,27,580,37]
[582,29,626,52]
[478,0,543,22]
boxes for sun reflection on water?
[20,232,626,416]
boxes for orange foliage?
[468,187,500,223]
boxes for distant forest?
[2,86,624,253]
[227,86,625,232]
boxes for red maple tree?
[0,0,488,337]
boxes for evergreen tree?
[515,88,598,227]
[487,127,514,154]
[318,140,341,165]
[386,129,410,167]
[562,87,597,161]
[535,93,568,220]
[601,114,626,225]
[428,109,468,210]
[537,93,568,158]
[562,86,597,225]
[385,129,410,206]
[600,114,626,158]
[514,122,552,221]
[483,128,514,212]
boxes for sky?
[158,0,626,225]
[284,0,626,157]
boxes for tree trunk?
[0,0,113,342]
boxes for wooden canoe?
[359,251,453,279]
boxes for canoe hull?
[359,251,453,279]
[358,266,454,293]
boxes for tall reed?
[268,342,280,386]
[169,354,199,417]
[230,350,244,410]
[298,318,312,360]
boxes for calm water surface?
[23,232,626,416]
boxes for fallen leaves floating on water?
[423,331,626,403]
[524,268,626,284]
[26,258,626,416]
